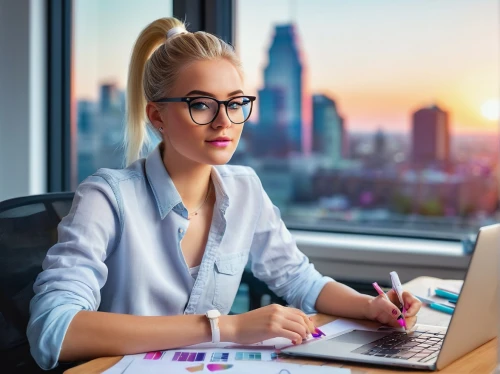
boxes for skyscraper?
[258,24,305,156]
[100,83,121,114]
[411,105,450,167]
[312,94,344,167]
[77,100,93,134]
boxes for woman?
[27,17,421,370]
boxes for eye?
[191,101,210,111]
[228,98,250,110]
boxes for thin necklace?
[188,183,212,220]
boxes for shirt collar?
[210,166,230,214]
[145,144,230,220]
[145,144,183,219]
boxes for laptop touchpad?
[330,330,389,345]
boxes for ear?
[146,102,166,131]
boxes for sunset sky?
[75,0,499,134]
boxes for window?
[74,0,172,183]
[235,0,500,239]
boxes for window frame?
[47,0,74,192]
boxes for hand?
[366,289,422,330]
[224,304,316,345]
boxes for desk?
[64,277,497,373]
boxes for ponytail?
[124,18,184,166]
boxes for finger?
[405,316,418,330]
[376,295,403,319]
[402,292,422,316]
[286,313,310,338]
[377,297,409,329]
[286,308,315,334]
[274,327,303,345]
[382,315,402,328]
[386,289,402,307]
[281,317,309,340]
[376,311,398,327]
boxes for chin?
[206,152,235,166]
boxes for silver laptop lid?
[436,224,499,370]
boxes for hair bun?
[167,26,187,39]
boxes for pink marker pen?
[372,282,407,330]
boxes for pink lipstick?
[206,136,231,148]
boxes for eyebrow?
[184,89,244,97]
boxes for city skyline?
[75,0,499,136]
[237,0,499,135]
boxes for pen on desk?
[435,288,459,302]
[415,295,455,315]
[372,282,407,329]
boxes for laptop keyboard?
[352,327,445,363]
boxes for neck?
[160,142,213,212]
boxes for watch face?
[207,309,221,318]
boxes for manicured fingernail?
[292,340,296,345]
[392,309,398,316]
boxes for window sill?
[292,230,469,284]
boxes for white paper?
[106,318,376,374]
[123,359,350,373]
[102,355,135,374]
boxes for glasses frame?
[153,95,256,125]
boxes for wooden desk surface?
[64,277,497,373]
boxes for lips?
[207,137,231,142]
[206,137,232,148]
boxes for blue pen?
[435,288,459,301]
[428,303,455,315]
[416,296,455,315]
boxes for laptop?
[282,224,499,370]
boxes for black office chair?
[0,192,77,374]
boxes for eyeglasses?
[153,95,256,125]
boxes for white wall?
[0,0,46,202]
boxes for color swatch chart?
[144,351,164,360]
[172,352,206,362]
[210,352,229,362]
[235,351,262,361]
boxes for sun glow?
[481,98,500,121]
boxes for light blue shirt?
[27,145,334,370]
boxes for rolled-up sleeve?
[249,186,334,314]
[27,175,119,370]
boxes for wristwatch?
[205,309,221,343]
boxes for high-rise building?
[77,100,93,134]
[100,83,121,114]
[411,105,450,167]
[374,128,386,156]
[258,24,305,156]
[312,94,344,167]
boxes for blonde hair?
[124,17,243,166]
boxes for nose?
[210,104,232,130]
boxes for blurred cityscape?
[77,23,499,238]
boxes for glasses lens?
[227,97,253,124]
[189,98,218,124]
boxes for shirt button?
[179,228,184,234]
